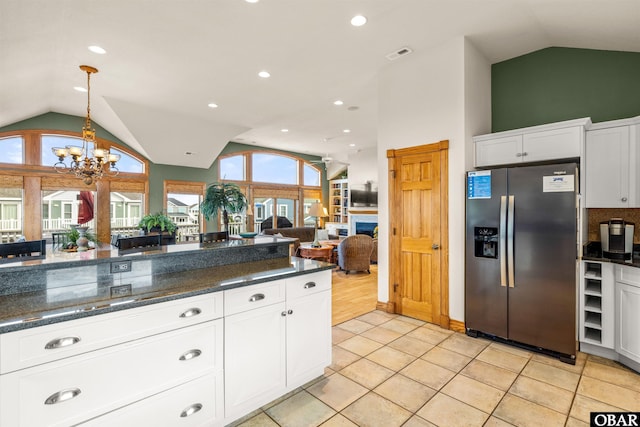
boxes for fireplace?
[355,222,377,238]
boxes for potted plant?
[138,213,177,234]
[201,182,247,232]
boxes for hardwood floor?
[331,264,378,326]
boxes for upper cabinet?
[474,118,591,168]
[585,117,640,208]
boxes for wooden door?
[388,141,449,327]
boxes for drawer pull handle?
[44,388,81,405]
[303,282,316,289]
[45,336,81,350]
[179,349,202,361]
[180,403,203,418]
[179,307,202,318]
[249,293,265,302]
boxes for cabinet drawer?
[286,271,331,300]
[224,280,285,316]
[0,293,222,374]
[82,371,224,427]
[0,320,222,427]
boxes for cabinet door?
[286,290,331,387]
[585,126,630,207]
[615,282,640,363]
[522,126,581,163]
[474,135,523,167]
[224,301,286,422]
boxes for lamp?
[52,65,120,185]
[308,200,325,248]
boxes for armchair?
[336,234,374,274]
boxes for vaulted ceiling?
[2,0,639,168]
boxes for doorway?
[387,141,449,328]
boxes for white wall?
[376,37,491,322]
[347,147,378,192]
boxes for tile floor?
[230,310,640,427]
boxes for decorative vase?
[72,225,90,252]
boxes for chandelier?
[52,65,120,185]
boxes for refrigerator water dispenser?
[474,227,498,258]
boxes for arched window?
[0,129,149,244]
[1,136,24,164]
[216,150,323,232]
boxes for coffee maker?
[600,218,635,260]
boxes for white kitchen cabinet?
[0,320,223,427]
[0,293,223,374]
[224,299,287,421]
[615,265,640,369]
[224,270,332,424]
[81,368,223,427]
[585,118,640,207]
[285,272,332,387]
[579,261,615,351]
[474,118,589,168]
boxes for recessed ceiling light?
[351,15,367,27]
[343,129,351,133]
[334,100,344,106]
[258,70,271,78]
[349,144,356,147]
[245,0,259,3]
[281,129,289,133]
[88,45,106,54]
[207,103,219,108]
[74,86,87,93]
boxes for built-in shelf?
[329,179,348,224]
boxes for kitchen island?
[0,236,334,426]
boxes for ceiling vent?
[386,46,413,61]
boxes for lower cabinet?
[0,320,223,427]
[0,270,332,427]
[83,371,223,427]
[615,266,640,370]
[224,270,332,424]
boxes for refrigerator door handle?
[507,195,515,288]
[499,196,507,287]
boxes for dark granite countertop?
[0,256,334,334]
[582,241,640,268]
[0,235,292,272]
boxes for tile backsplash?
[587,208,640,243]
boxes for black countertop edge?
[582,241,640,268]
[0,259,334,335]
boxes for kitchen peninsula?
[0,236,333,427]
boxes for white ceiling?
[1,0,639,169]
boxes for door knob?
[622,197,628,202]
[432,244,440,250]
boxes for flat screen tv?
[350,188,377,207]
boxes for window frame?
[0,129,149,243]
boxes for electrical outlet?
[110,261,132,273]
[110,284,132,298]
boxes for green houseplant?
[138,213,177,234]
[201,182,247,232]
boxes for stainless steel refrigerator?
[465,163,577,363]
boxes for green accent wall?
[492,47,640,132]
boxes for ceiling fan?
[311,155,349,168]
